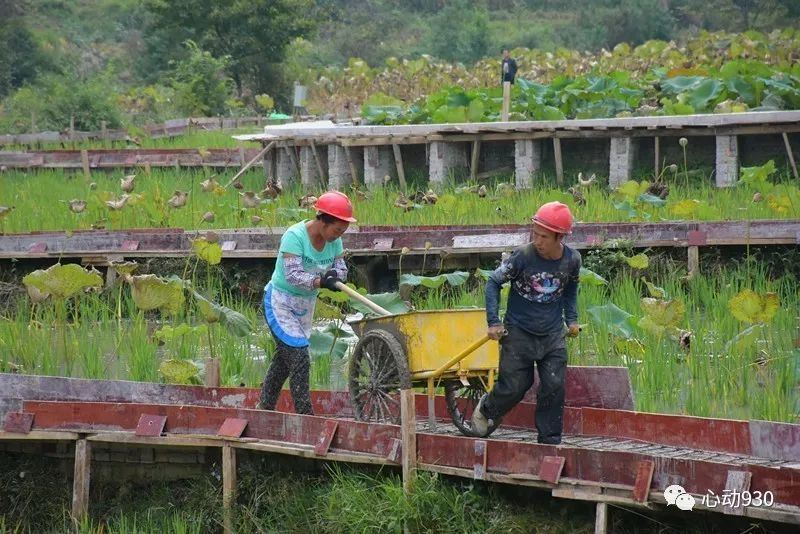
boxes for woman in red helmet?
[472,201,582,441]
[258,191,356,414]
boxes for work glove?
[321,269,342,291]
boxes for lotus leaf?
[587,303,637,339]
[158,359,200,385]
[192,237,222,265]
[579,268,608,286]
[348,292,410,317]
[23,263,103,300]
[728,289,780,324]
[400,271,469,289]
[129,274,185,314]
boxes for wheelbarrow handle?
[334,281,392,316]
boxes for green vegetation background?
[2,0,800,132]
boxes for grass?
[0,167,798,233]
[3,453,784,534]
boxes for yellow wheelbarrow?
[338,282,501,436]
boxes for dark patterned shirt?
[486,243,581,335]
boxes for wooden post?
[553,138,564,184]
[72,439,91,522]
[687,245,699,275]
[501,82,511,122]
[594,502,608,534]
[31,111,36,133]
[238,142,246,167]
[69,115,75,141]
[783,133,799,180]
[286,146,301,179]
[392,144,408,192]
[144,161,152,176]
[205,357,221,387]
[400,389,417,494]
[310,140,327,187]
[654,136,660,178]
[101,121,108,141]
[343,145,360,186]
[205,358,219,388]
[80,150,91,180]
[222,443,237,534]
[470,138,481,181]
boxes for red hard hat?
[314,191,357,222]
[532,201,573,234]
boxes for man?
[258,191,355,414]
[501,49,518,85]
[472,201,581,444]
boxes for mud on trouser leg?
[481,326,537,421]
[534,333,567,444]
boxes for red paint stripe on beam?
[582,407,752,457]
[22,401,400,459]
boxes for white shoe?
[471,395,494,437]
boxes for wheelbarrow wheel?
[445,378,500,437]
[349,329,411,424]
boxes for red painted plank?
[217,418,248,438]
[135,414,166,437]
[523,366,634,410]
[314,420,338,456]
[581,407,753,457]
[3,412,34,433]
[22,400,400,460]
[633,460,655,502]
[539,456,565,484]
[416,433,800,507]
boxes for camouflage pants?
[259,333,313,415]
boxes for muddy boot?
[471,394,494,437]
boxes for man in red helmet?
[258,191,356,414]
[472,201,581,442]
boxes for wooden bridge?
[1,372,798,533]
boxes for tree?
[144,0,316,97]
[426,0,489,64]
[171,41,233,116]
[0,0,57,98]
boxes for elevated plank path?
[1,373,798,531]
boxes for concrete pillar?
[429,141,467,185]
[715,135,738,187]
[609,137,636,188]
[328,145,362,189]
[514,139,542,189]
[276,147,298,187]
[363,146,395,188]
[299,146,327,188]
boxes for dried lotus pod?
[240,191,262,209]
[120,174,136,193]
[105,195,130,210]
[168,191,188,208]
[68,199,87,213]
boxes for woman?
[258,190,356,414]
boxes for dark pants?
[482,326,567,444]
[259,330,313,415]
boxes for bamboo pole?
[223,141,275,189]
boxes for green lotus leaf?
[158,359,200,385]
[22,263,103,300]
[129,274,185,314]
